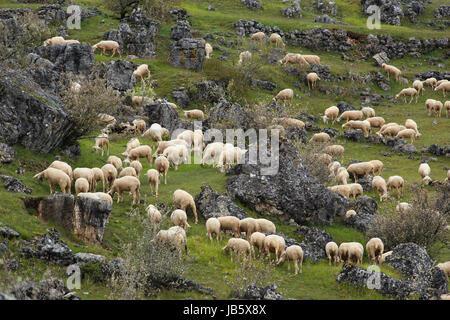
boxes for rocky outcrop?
[313,14,335,24]
[0,143,16,164]
[239,283,284,300]
[0,175,32,194]
[361,0,404,26]
[144,101,193,134]
[195,185,248,220]
[171,87,190,108]
[188,80,227,104]
[354,195,377,215]
[282,1,302,18]
[169,38,206,72]
[104,60,136,92]
[343,130,365,142]
[170,20,192,40]
[344,212,375,232]
[372,51,389,66]
[206,98,251,129]
[8,277,80,300]
[434,5,450,19]
[226,141,350,225]
[0,224,20,239]
[415,70,450,81]
[74,252,107,265]
[295,226,333,263]
[242,0,263,10]
[0,9,25,48]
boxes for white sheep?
[142,123,169,142]
[250,31,266,42]
[366,116,385,129]
[101,164,117,191]
[396,128,416,144]
[163,144,189,170]
[145,169,159,198]
[328,161,341,177]
[250,232,266,259]
[335,167,349,185]
[436,261,450,279]
[91,167,105,192]
[171,209,190,230]
[93,135,110,156]
[361,106,375,118]
[342,120,371,137]
[395,202,412,214]
[132,119,146,135]
[43,36,66,47]
[184,109,205,120]
[434,81,450,97]
[133,64,151,82]
[301,54,321,65]
[92,40,121,57]
[418,163,431,185]
[325,145,345,161]
[268,33,284,48]
[387,175,404,199]
[345,210,356,219]
[154,155,169,185]
[48,160,73,184]
[118,166,137,178]
[146,204,162,226]
[218,216,241,238]
[377,124,406,138]
[177,129,194,147]
[412,79,424,96]
[173,189,198,224]
[75,178,89,195]
[33,168,71,194]
[348,183,363,200]
[328,184,351,199]
[372,176,388,202]
[237,50,252,65]
[201,142,224,167]
[239,217,259,239]
[94,192,113,205]
[381,63,402,82]
[337,110,363,122]
[107,155,123,173]
[223,238,252,265]
[366,238,384,264]
[273,117,305,129]
[130,160,143,177]
[423,77,437,90]
[306,72,320,90]
[347,162,374,182]
[322,106,339,124]
[278,53,309,67]
[379,251,393,264]
[309,132,331,143]
[73,168,94,189]
[205,217,221,241]
[273,88,294,103]
[445,101,450,118]
[277,245,304,275]
[325,242,339,265]
[263,234,285,264]
[108,176,141,204]
[404,119,421,138]
[154,139,189,156]
[205,43,213,59]
[128,145,153,166]
[395,87,418,104]
[255,218,276,233]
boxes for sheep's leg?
[287,259,291,271]
[294,260,298,275]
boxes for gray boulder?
[241,0,263,10]
[74,252,107,265]
[206,98,251,129]
[404,1,425,23]
[0,225,20,239]
[0,143,16,164]
[372,51,389,66]
[170,20,192,40]
[188,80,226,104]
[361,0,404,26]
[343,130,365,142]
[336,101,355,113]
[240,283,284,300]
[143,101,193,134]
[0,10,25,48]
[194,185,248,220]
[25,53,61,94]
[250,79,277,91]
[169,38,206,72]
[295,226,333,262]
[313,14,335,24]
[105,60,136,91]
[0,175,33,194]
[9,277,80,300]
[355,195,377,215]
[282,1,302,18]
[344,212,376,232]
[171,87,190,109]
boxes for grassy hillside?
[0,0,449,300]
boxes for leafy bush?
[295,141,334,184]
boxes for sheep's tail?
[33,170,45,180]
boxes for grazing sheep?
[436,261,450,279]
[142,123,169,142]
[328,184,351,199]
[368,160,383,176]
[118,166,137,178]
[64,39,80,45]
[154,139,189,156]
[337,110,363,122]
[93,135,110,156]
[154,156,169,186]
[205,42,213,59]
[223,238,252,264]
[436,79,449,86]
[366,116,386,129]
[335,167,349,185]
[145,169,159,198]
[173,189,198,224]
[348,242,364,265]
[34,168,71,194]
[325,145,345,161]
[366,238,384,264]
[77,192,100,200]
[132,119,146,135]
[75,178,89,195]
[49,160,73,184]
[379,251,393,264]
[434,81,450,97]
[423,77,437,90]
[167,226,188,255]
[108,176,140,204]
[412,79,424,96]
[269,33,284,47]
[387,175,404,199]
[325,242,339,265]
[146,204,162,226]
[218,216,241,238]
[192,129,205,151]
[101,164,117,191]
[372,176,388,202]
[250,31,266,42]
[309,132,331,143]
[73,168,94,189]
[107,155,123,173]
[395,202,412,214]
[71,81,81,94]
[43,36,66,46]
[237,50,252,65]
[348,183,363,200]
[306,72,320,90]
[250,232,266,259]
[273,88,294,103]
[129,160,143,177]
[131,95,150,106]
[328,161,341,177]
[301,54,321,65]
[313,153,333,165]
[381,63,402,82]
[128,145,153,166]
[206,217,221,241]
[184,109,205,120]
[377,124,407,138]
[338,243,351,264]
[342,120,371,137]
[94,192,113,205]
[91,167,105,192]
[98,113,116,125]
[273,117,306,129]
[433,100,443,118]
[396,128,416,144]
[217,146,247,173]
[418,163,431,185]
[378,122,399,135]
[163,144,189,170]
[201,142,224,167]
[361,107,375,118]
[395,88,418,103]
[347,162,374,182]
[277,245,304,275]
[239,217,259,239]
[133,64,151,82]
[322,106,339,124]
[177,129,194,147]
[425,99,437,116]
[445,101,450,118]
[345,210,356,219]
[278,53,309,67]
[404,119,421,137]
[255,218,276,233]
[171,209,190,230]
[263,235,286,264]
[92,40,121,57]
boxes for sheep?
[98,113,116,125]
[348,183,363,200]
[64,39,80,45]
[267,33,284,48]
[217,216,241,238]
[217,146,247,173]
[205,42,213,59]
[433,100,443,118]
[93,135,110,156]
[347,162,374,182]
[395,202,412,214]
[425,99,437,116]
[43,36,66,47]
[33,168,71,194]
[378,122,399,135]
[306,72,320,90]
[436,261,450,279]
[342,120,371,137]
[92,192,113,206]
[101,164,117,191]
[108,176,140,204]
[381,63,402,82]
[107,155,122,173]
[335,167,349,185]
[263,234,286,264]
[166,226,188,255]
[435,81,450,96]
[322,106,339,124]
[133,64,151,82]
[377,124,407,138]
[205,217,221,241]
[372,176,388,202]
[325,242,339,265]
[313,153,333,166]
[92,40,121,57]
[347,242,364,265]
[73,168,94,189]
[273,117,305,129]
[255,218,276,233]
[71,81,81,94]
[366,238,384,264]
[395,87,418,104]
[153,139,189,156]
[146,204,162,226]
[91,167,105,192]
[278,53,309,67]
[337,110,363,122]
[77,192,100,200]
[404,119,421,138]
[422,77,437,90]
[338,243,351,264]
[239,217,259,239]
[328,184,351,199]
[309,132,331,143]
[237,50,252,65]
[171,209,190,230]
[345,210,356,219]
[192,129,205,151]
[128,145,153,166]
[131,95,150,106]
[445,101,450,118]
[368,160,383,176]
[446,169,450,185]
[250,31,266,42]
[49,160,73,184]
[145,169,159,198]
[325,145,345,161]
[277,245,304,275]
[328,161,341,177]
[142,123,169,142]
[436,79,450,86]
[412,79,424,96]
[118,166,137,178]
[163,144,189,170]
[418,163,431,185]
[396,128,416,144]
[250,232,266,259]
[273,88,294,103]
[201,142,224,167]
[361,106,375,118]
[184,109,205,120]
[75,178,89,195]
[154,155,169,185]
[379,251,393,264]
[223,238,252,264]
[173,189,198,224]
[131,119,146,135]
[177,130,194,147]
[387,175,404,199]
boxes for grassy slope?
[0,0,449,299]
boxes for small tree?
[106,0,140,19]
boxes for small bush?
[295,141,334,184]
[367,185,450,257]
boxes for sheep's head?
[381,63,386,69]
[276,252,287,266]
[422,176,432,185]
